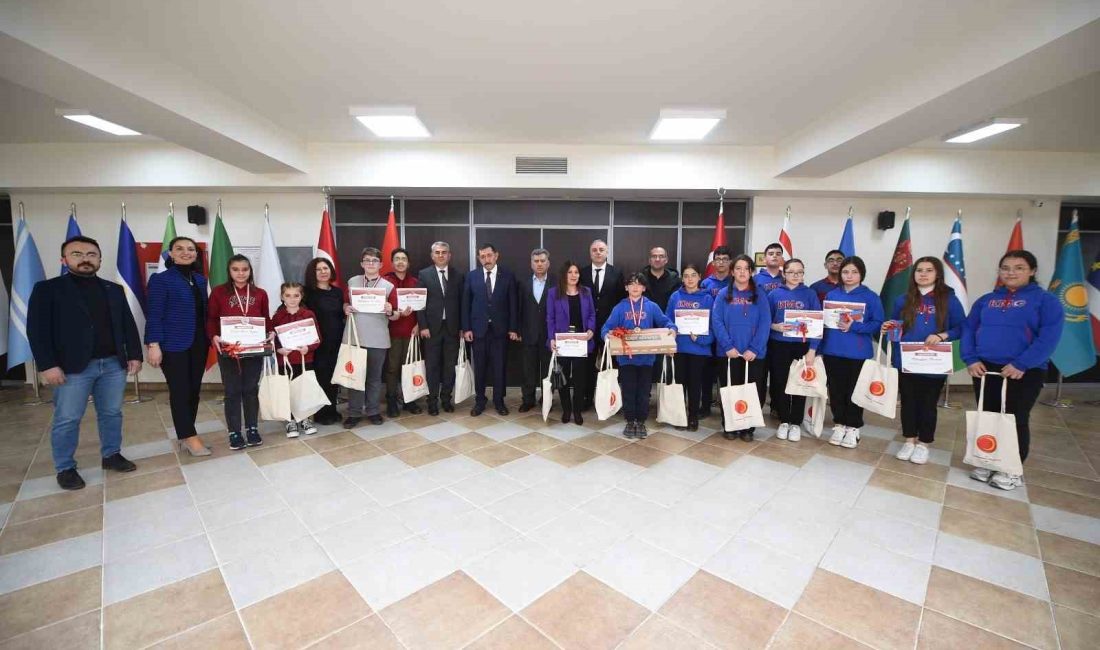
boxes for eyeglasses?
[785,271,805,276]
[362,258,381,265]
[713,257,731,263]
[67,251,100,260]
[826,257,845,263]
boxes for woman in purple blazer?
[546,260,596,424]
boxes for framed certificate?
[274,318,320,349]
[823,300,866,329]
[396,288,427,311]
[555,333,588,358]
[782,310,824,339]
[674,309,710,336]
[607,328,678,356]
[350,287,388,313]
[901,342,953,375]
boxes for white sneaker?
[910,444,930,465]
[969,467,993,482]
[776,423,790,440]
[301,418,318,436]
[841,427,860,448]
[787,425,802,442]
[990,472,1024,491]
[285,421,299,439]
[896,441,916,461]
[828,425,846,446]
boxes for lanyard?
[627,298,643,328]
[233,285,251,316]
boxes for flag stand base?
[938,382,960,409]
[23,362,52,406]
[1040,374,1074,409]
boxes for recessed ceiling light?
[650,108,726,141]
[349,106,430,138]
[55,109,140,136]
[944,118,1026,144]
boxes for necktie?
[439,269,447,319]
[486,270,493,299]
[594,268,602,297]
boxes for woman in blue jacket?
[962,250,1064,491]
[767,258,822,443]
[820,256,884,449]
[665,264,714,431]
[546,260,596,425]
[601,272,676,439]
[882,257,965,465]
[711,255,771,442]
[145,236,212,457]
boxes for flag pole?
[120,201,153,405]
[939,380,959,409]
[17,203,50,406]
[1041,372,1074,408]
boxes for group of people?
[28,233,1063,494]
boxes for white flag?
[257,217,284,317]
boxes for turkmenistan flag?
[880,214,913,347]
[207,213,234,288]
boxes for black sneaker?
[441,400,455,413]
[56,468,85,490]
[739,430,754,442]
[404,401,422,414]
[343,416,362,428]
[228,432,247,450]
[368,415,384,425]
[101,453,137,473]
[624,421,637,439]
[386,398,400,418]
[637,422,649,439]
[245,427,263,447]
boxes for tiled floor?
[1,384,1099,649]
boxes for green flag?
[207,214,234,288]
[156,212,177,273]
[880,216,912,349]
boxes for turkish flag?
[704,204,727,277]
[995,218,1025,288]
[380,205,400,276]
[315,209,343,287]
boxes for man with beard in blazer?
[417,241,464,416]
[518,248,551,412]
[580,239,624,410]
[462,243,520,416]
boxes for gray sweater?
[347,275,393,349]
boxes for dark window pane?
[542,228,609,270]
[335,225,386,282]
[613,228,678,278]
[472,228,541,279]
[333,198,400,224]
[1060,204,1100,232]
[681,227,747,272]
[682,200,748,226]
[474,200,609,225]
[403,226,470,273]
[405,200,469,224]
[614,201,678,226]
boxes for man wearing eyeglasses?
[28,236,143,490]
[811,250,846,302]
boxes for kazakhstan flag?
[1048,211,1097,377]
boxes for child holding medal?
[272,282,322,437]
[601,272,676,439]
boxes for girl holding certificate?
[883,257,965,465]
[766,258,822,442]
[711,255,771,442]
[208,254,272,450]
[961,250,1064,491]
[273,282,322,437]
[545,261,596,424]
[665,264,714,431]
[819,256,884,449]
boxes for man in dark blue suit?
[461,243,519,416]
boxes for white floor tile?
[415,455,487,486]
[121,439,175,460]
[197,486,287,532]
[581,489,669,533]
[759,490,852,528]
[415,421,469,441]
[388,488,475,533]
[702,471,788,507]
[854,486,943,530]
[340,454,415,484]
[341,537,458,610]
[672,490,762,533]
[291,489,377,532]
[448,470,526,507]
[356,469,441,507]
[424,510,519,563]
[271,469,358,505]
[726,455,800,484]
[466,536,575,611]
[635,509,733,566]
[0,532,102,595]
[932,532,1049,600]
[531,476,614,508]
[704,536,817,608]
[644,455,721,487]
[528,510,630,567]
[104,504,205,562]
[859,424,899,440]
[104,485,194,529]
[316,509,414,566]
[17,468,105,501]
[541,422,593,442]
[1032,504,1100,545]
[103,534,217,605]
[0,502,9,529]
[737,506,841,564]
[485,488,574,532]
[259,453,338,483]
[586,538,697,610]
[566,455,645,485]
[207,509,310,564]
[841,508,938,561]
[946,467,1029,502]
[477,421,532,442]
[221,536,335,609]
[619,471,696,507]
[181,455,268,504]
[822,531,932,605]
[496,454,570,487]
[350,420,407,441]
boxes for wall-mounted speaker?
[877,210,896,230]
[187,205,207,225]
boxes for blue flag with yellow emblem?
[1048,211,1097,377]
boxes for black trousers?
[619,364,654,422]
[899,373,946,443]
[559,356,589,415]
[768,340,810,425]
[823,355,866,428]
[674,353,709,419]
[218,355,263,433]
[971,363,1044,462]
[160,344,207,440]
[312,344,340,419]
[717,357,765,434]
[473,335,508,408]
[702,356,721,410]
[522,344,552,406]
[424,325,459,404]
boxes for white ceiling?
[0,0,1097,161]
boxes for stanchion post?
[939,380,960,409]
[124,373,153,404]
[23,361,51,406]
[1040,372,1074,408]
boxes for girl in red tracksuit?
[272,282,322,437]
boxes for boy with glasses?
[811,250,846,302]
[342,247,399,427]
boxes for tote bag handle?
[976,372,1008,415]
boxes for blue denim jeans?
[50,357,128,472]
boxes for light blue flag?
[8,217,47,369]
[838,216,855,258]
[1048,212,1097,377]
[59,213,81,275]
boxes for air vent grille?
[515,156,568,175]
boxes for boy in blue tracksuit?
[754,243,786,294]
[699,246,733,417]
[665,264,714,431]
[711,255,772,441]
[602,272,676,439]
[819,256,884,449]
[766,259,822,442]
[960,250,1063,490]
[883,257,966,466]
